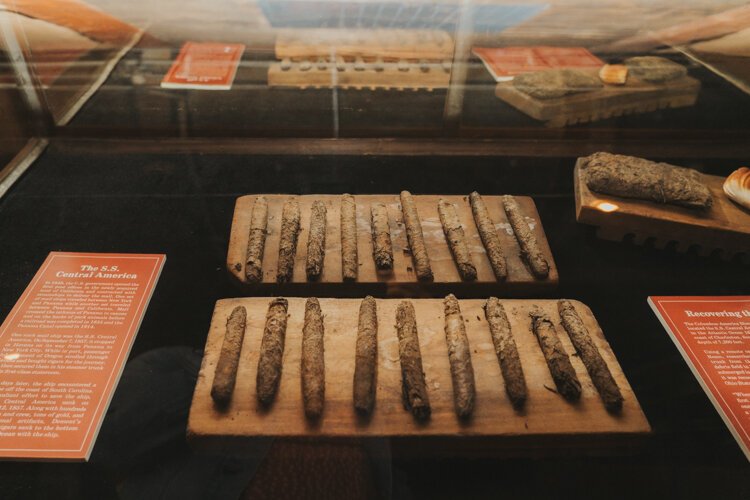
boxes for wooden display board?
[226,194,558,296]
[574,159,750,260]
[188,297,650,454]
[495,71,700,127]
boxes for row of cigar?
[278,56,452,74]
[211,296,624,420]
[245,191,550,283]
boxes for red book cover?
[0,252,165,461]
[649,296,750,461]
[473,46,604,81]
[161,42,245,90]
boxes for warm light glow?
[3,353,20,361]
[594,201,619,213]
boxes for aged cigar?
[529,307,581,401]
[438,199,477,281]
[469,192,507,281]
[256,298,289,406]
[276,199,301,283]
[306,201,327,281]
[301,298,325,419]
[396,301,431,420]
[484,297,527,409]
[583,152,712,210]
[353,296,378,415]
[502,195,549,279]
[340,194,358,281]
[400,191,433,281]
[443,295,476,418]
[558,300,624,412]
[245,196,268,283]
[370,203,393,270]
[211,306,247,406]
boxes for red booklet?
[161,42,245,90]
[0,252,165,460]
[649,296,750,461]
[473,46,604,81]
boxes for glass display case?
[0,1,748,499]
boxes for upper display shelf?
[0,0,749,154]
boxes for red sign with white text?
[161,42,245,90]
[0,252,165,460]
[649,296,750,461]
[473,46,604,81]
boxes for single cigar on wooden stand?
[276,199,301,283]
[353,296,378,415]
[484,297,527,409]
[306,201,327,281]
[256,298,289,406]
[245,196,268,283]
[370,203,393,270]
[400,191,433,281]
[341,194,358,281]
[301,298,325,419]
[469,192,507,281]
[502,195,549,279]
[558,300,624,412]
[529,307,581,401]
[396,301,431,420]
[443,294,476,418]
[438,199,477,281]
[211,306,247,406]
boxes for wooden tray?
[188,298,650,454]
[226,194,558,296]
[575,159,750,260]
[495,71,700,128]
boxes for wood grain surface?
[495,71,700,128]
[188,298,650,451]
[574,158,750,259]
[226,194,558,296]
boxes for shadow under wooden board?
[574,159,750,260]
[226,194,558,297]
[495,71,699,128]
[188,298,650,456]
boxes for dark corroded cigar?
[400,191,433,281]
[484,297,527,409]
[306,201,327,281]
[245,196,268,283]
[256,298,289,406]
[276,199,301,283]
[341,194,358,281]
[502,195,549,279]
[396,301,431,420]
[211,306,247,406]
[301,298,325,419]
[353,296,378,415]
[558,300,623,412]
[529,307,581,401]
[443,294,476,418]
[469,192,507,281]
[438,199,477,281]
[370,203,393,270]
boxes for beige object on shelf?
[723,167,750,210]
[598,64,628,85]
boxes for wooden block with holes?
[187,297,650,455]
[495,70,700,127]
[574,158,750,260]
[226,194,558,296]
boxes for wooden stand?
[495,71,700,127]
[188,297,650,456]
[226,194,558,296]
[574,159,750,260]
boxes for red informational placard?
[649,296,750,461]
[0,252,165,461]
[473,46,604,81]
[161,42,245,90]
